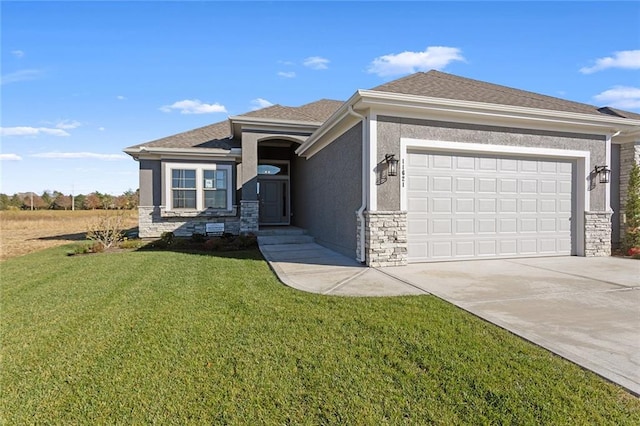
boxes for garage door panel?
[407,151,573,262]
[432,176,453,192]
[499,179,517,193]
[455,219,474,234]
[478,178,497,193]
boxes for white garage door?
[406,151,573,262]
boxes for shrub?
[86,212,126,250]
[623,163,640,254]
[191,233,206,243]
[203,237,225,251]
[118,238,146,249]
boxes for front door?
[258,178,289,225]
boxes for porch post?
[240,132,259,234]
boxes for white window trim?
[400,138,590,257]
[164,162,233,212]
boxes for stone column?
[240,132,259,234]
[364,211,407,267]
[584,211,613,256]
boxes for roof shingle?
[371,70,605,116]
[126,120,237,150]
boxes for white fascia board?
[126,147,241,161]
[229,115,322,137]
[356,90,640,133]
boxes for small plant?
[86,212,125,250]
[118,238,146,249]
[623,163,640,256]
[191,233,206,243]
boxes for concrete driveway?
[384,256,640,396]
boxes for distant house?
[124,71,640,266]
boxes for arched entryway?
[257,138,302,226]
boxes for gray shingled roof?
[127,72,638,152]
[126,120,237,150]
[598,106,640,120]
[237,99,343,122]
[127,99,344,150]
[371,70,606,117]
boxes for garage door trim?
[400,138,590,257]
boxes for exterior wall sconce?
[385,154,398,177]
[594,165,611,184]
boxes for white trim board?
[400,138,591,257]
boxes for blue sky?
[1,1,639,196]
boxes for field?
[0,209,138,261]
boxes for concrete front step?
[257,226,307,236]
[257,234,315,245]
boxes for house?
[124,71,640,266]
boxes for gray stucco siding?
[293,122,362,258]
[139,159,161,206]
[376,116,608,212]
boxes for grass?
[2,246,639,424]
[0,209,138,261]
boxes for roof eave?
[228,115,324,139]
[357,90,640,131]
[124,146,242,160]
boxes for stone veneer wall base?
[584,211,612,257]
[364,211,407,267]
[240,200,259,235]
[137,206,240,238]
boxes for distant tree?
[97,192,114,209]
[9,194,24,209]
[84,193,102,209]
[74,194,87,210]
[52,192,72,210]
[0,194,9,210]
[115,189,138,209]
[41,191,54,209]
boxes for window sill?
[160,206,237,218]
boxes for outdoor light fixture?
[385,154,398,177]
[594,165,611,184]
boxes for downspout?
[348,105,368,263]
[605,130,621,214]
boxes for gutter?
[347,105,368,264]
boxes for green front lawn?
[2,246,638,424]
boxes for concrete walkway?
[259,242,426,296]
[260,241,640,395]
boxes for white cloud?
[251,98,274,110]
[159,99,227,114]
[117,95,126,100]
[31,152,128,161]
[0,153,22,161]
[55,120,81,130]
[593,86,640,109]
[0,126,70,137]
[367,46,465,77]
[1,69,43,85]
[580,50,640,74]
[11,50,25,58]
[277,71,296,78]
[98,127,106,131]
[303,56,330,70]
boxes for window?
[171,169,196,209]
[203,169,227,209]
[164,163,233,211]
